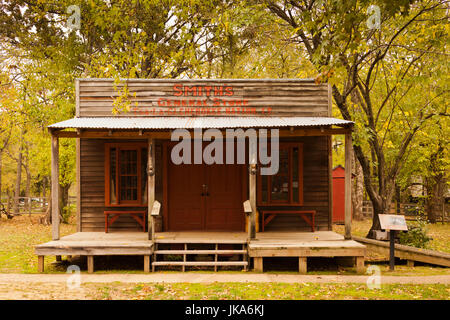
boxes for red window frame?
[105,142,148,207]
[257,142,303,206]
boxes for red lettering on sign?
[184,86,196,96]
[173,84,183,96]
[204,86,212,96]
[158,98,166,106]
[224,86,233,96]
[214,86,223,96]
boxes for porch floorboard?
[249,231,365,257]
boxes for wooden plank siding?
[77,79,329,117]
[80,138,164,232]
[80,136,330,232]
[259,136,330,232]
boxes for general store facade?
[36,79,365,273]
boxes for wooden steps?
[152,261,248,267]
[152,241,248,272]
[154,250,247,255]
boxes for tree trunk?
[24,145,31,216]
[426,174,445,223]
[42,176,47,199]
[352,152,364,220]
[6,188,11,212]
[59,184,70,224]
[367,186,396,237]
[0,150,2,200]
[42,176,47,212]
[24,168,30,216]
[39,191,52,225]
[13,142,22,215]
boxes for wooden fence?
[0,196,76,216]
[361,201,449,222]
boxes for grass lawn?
[102,282,450,300]
[0,215,76,273]
[3,282,446,300]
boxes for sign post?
[378,214,408,271]
[389,230,395,271]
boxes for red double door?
[167,143,246,231]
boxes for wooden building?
[36,79,365,273]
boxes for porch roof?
[48,116,353,130]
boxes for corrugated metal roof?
[48,117,353,130]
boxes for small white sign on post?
[151,200,161,216]
[378,214,408,231]
[243,200,252,214]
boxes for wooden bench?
[260,210,316,232]
[104,210,146,233]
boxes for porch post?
[147,138,155,241]
[51,134,60,240]
[344,132,352,240]
[249,164,257,239]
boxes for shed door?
[332,176,345,223]
[166,143,245,231]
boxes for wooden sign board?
[78,79,330,117]
[378,214,408,231]
[243,200,252,214]
[151,200,161,216]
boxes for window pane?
[278,149,289,175]
[270,149,289,202]
[110,148,117,204]
[141,148,148,203]
[261,176,268,203]
[271,175,289,201]
[292,147,299,203]
[119,149,138,201]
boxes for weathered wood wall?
[79,136,330,232]
[77,79,330,117]
[80,138,164,231]
[260,136,330,232]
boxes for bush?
[398,218,432,249]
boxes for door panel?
[166,142,245,231]
[205,163,245,230]
[168,160,205,230]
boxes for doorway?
[164,142,246,231]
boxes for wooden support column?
[298,257,307,274]
[407,260,415,268]
[344,133,352,240]
[51,134,60,240]
[356,256,365,274]
[87,256,94,273]
[147,138,155,241]
[254,257,263,272]
[38,256,44,273]
[249,164,257,239]
[144,255,150,273]
[76,138,81,232]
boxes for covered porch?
[47,116,355,236]
[39,115,362,273]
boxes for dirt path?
[1,273,449,284]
